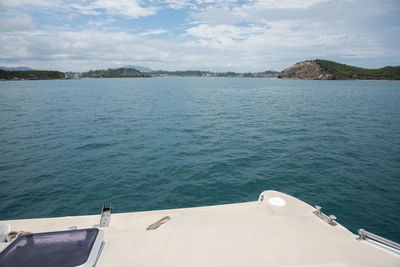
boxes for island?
[80,68,151,78]
[0,69,65,81]
[80,68,278,78]
[278,60,400,80]
[1,67,279,80]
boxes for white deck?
[1,190,399,266]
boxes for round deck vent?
[268,197,286,207]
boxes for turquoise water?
[0,78,399,241]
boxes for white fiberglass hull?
[0,190,399,266]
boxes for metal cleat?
[313,205,337,226]
[100,204,113,227]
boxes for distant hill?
[278,60,400,80]
[0,70,65,80]
[0,66,33,71]
[81,68,150,78]
[121,65,152,73]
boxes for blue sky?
[0,0,399,71]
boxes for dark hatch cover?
[0,228,99,267]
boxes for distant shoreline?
[2,60,400,81]
[3,76,400,82]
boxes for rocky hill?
[279,60,400,80]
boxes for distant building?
[64,72,81,79]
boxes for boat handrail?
[357,229,400,251]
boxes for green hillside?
[315,60,400,80]
[81,68,150,78]
[0,70,65,80]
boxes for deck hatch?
[0,228,103,267]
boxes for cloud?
[0,0,399,71]
[0,0,59,8]
[162,0,197,9]
[249,0,328,9]
[186,23,269,44]
[0,12,34,32]
[87,18,115,27]
[0,30,176,70]
[196,0,239,4]
[70,0,157,19]
[139,29,168,36]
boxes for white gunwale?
[1,190,399,266]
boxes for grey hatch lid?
[0,228,104,267]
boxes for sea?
[0,77,399,242]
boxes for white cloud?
[70,0,157,19]
[163,0,197,9]
[0,12,34,32]
[249,0,328,9]
[196,0,238,4]
[0,30,176,71]
[186,23,269,43]
[0,0,59,8]
[87,18,115,27]
[0,0,399,71]
[139,29,168,35]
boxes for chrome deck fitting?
[357,229,400,251]
[313,205,337,226]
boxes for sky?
[0,0,399,72]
